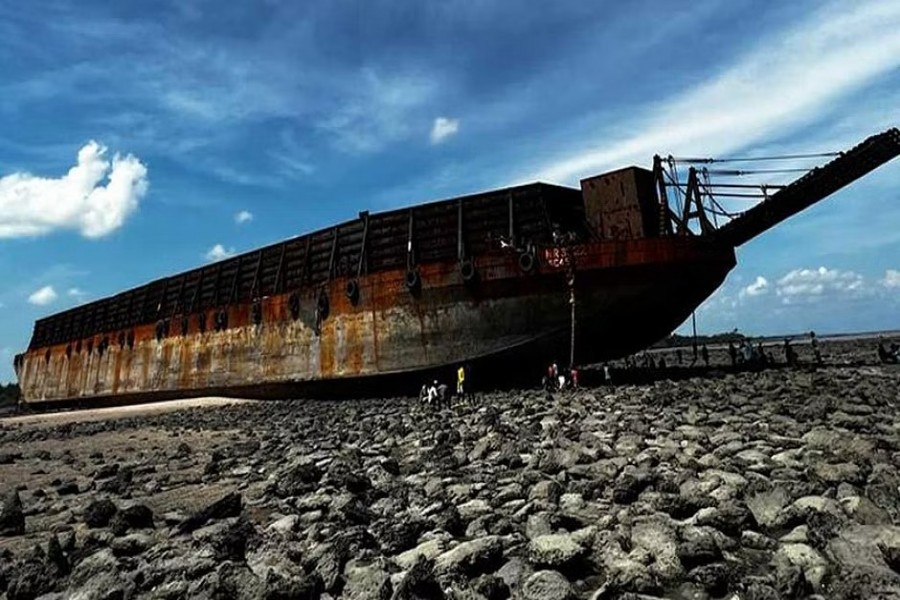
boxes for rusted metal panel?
[580,167,658,241]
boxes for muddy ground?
[1,338,899,599]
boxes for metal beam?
[229,256,243,304]
[299,236,312,287]
[680,168,714,235]
[212,262,224,307]
[356,212,369,277]
[250,250,263,299]
[172,275,187,319]
[327,227,339,282]
[188,270,203,314]
[272,242,287,295]
[653,155,673,236]
[158,278,171,318]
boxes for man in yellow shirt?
[456,365,466,403]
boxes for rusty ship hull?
[16,238,734,404]
[14,127,900,404]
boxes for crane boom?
[713,127,900,247]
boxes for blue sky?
[1,0,899,382]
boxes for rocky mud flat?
[2,343,900,599]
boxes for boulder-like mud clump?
[1,339,899,599]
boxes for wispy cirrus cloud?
[317,69,438,153]
[529,0,900,184]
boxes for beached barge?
[14,128,900,404]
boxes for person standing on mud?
[457,364,474,405]
[728,342,737,367]
[784,338,796,367]
[810,331,822,365]
[437,382,450,409]
[701,344,710,367]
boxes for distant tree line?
[653,330,747,348]
[0,383,20,406]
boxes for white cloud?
[0,141,148,238]
[205,243,235,262]
[28,285,58,306]
[67,287,87,302]
[235,210,253,224]
[430,117,460,144]
[881,269,900,288]
[530,0,900,184]
[776,266,866,304]
[740,276,769,298]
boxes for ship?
[13,127,900,405]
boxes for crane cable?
[671,151,841,164]
[703,167,811,176]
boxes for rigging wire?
[671,151,840,164]
[703,168,810,176]
[704,192,771,198]
[659,145,839,231]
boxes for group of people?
[626,344,710,370]
[419,364,474,408]
[418,333,897,405]
[726,332,823,368]
[541,361,579,391]
[728,339,778,367]
[622,332,826,373]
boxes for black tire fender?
[317,291,330,320]
[288,293,301,320]
[345,279,360,304]
[460,259,477,283]
[405,269,421,292]
[518,251,536,273]
[215,309,228,331]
